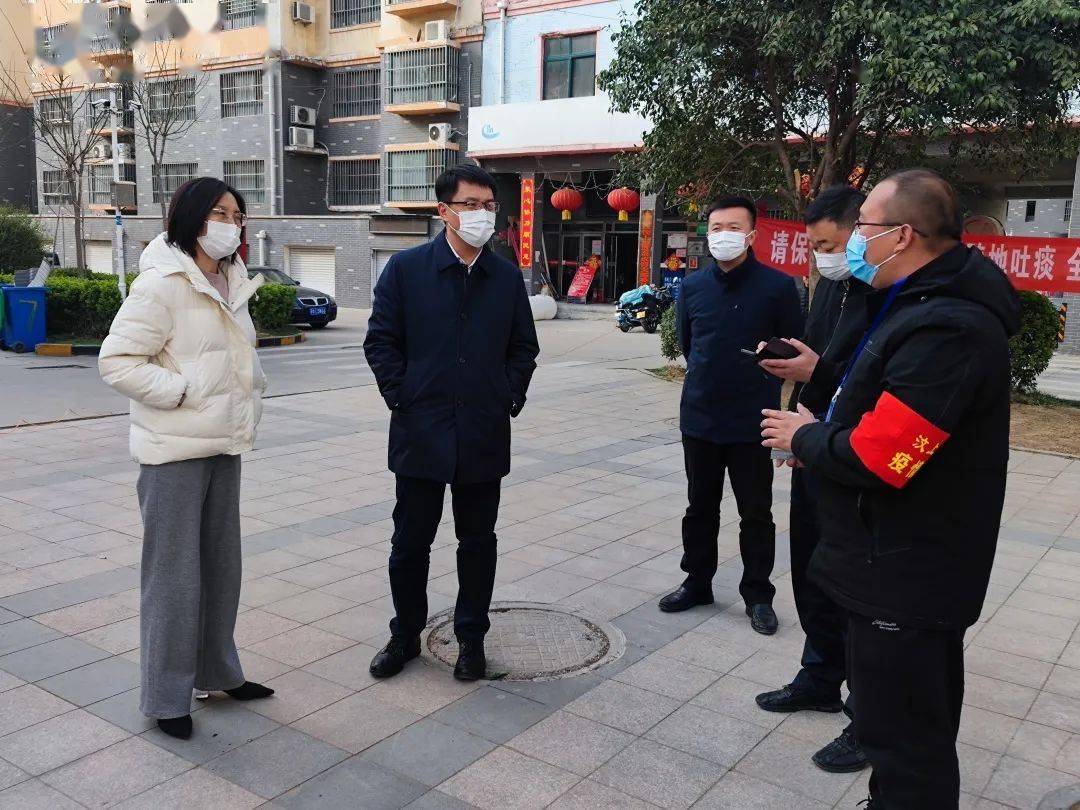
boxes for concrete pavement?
[0,321,1078,807]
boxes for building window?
[386,46,459,106]
[332,67,381,117]
[38,24,68,61]
[220,70,264,118]
[89,6,134,54]
[386,148,456,203]
[42,170,72,205]
[148,77,196,123]
[331,0,381,29]
[38,96,72,126]
[223,159,266,204]
[220,0,259,30]
[1025,200,1036,222]
[153,162,198,203]
[543,33,597,100]
[85,85,135,130]
[88,163,137,206]
[330,158,380,207]
[1065,199,1072,223]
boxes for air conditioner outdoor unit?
[292,1,314,24]
[92,142,111,160]
[115,142,133,161]
[424,20,450,42]
[290,105,316,126]
[289,126,315,148]
[428,123,452,145]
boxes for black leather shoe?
[156,715,192,739]
[454,640,486,681]
[369,636,421,678]
[755,682,844,713]
[813,728,869,773]
[658,583,714,613]
[746,603,778,635]
[857,797,882,809]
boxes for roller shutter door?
[85,240,113,274]
[286,246,336,296]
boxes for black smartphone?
[744,338,800,361]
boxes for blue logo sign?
[481,123,500,140]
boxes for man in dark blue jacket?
[363,164,539,682]
[659,195,803,635]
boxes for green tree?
[0,206,46,274]
[599,0,1080,212]
[1009,291,1059,394]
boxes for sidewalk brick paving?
[0,361,1078,808]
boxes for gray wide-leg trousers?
[137,454,246,719]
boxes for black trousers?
[848,612,964,809]
[680,436,776,606]
[388,475,501,643]
[789,467,848,698]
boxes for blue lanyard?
[825,279,906,423]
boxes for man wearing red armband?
[761,169,1019,809]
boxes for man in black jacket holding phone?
[660,195,803,635]
[753,186,871,774]
[762,170,1019,808]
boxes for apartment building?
[25,0,484,306]
[0,0,37,211]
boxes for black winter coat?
[788,277,870,415]
[678,251,804,445]
[364,232,539,484]
[792,245,1020,630]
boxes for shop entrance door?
[557,232,605,302]
[603,232,639,302]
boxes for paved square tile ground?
[1,322,1079,807]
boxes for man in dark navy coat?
[659,195,803,635]
[363,164,539,681]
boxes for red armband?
[849,391,950,488]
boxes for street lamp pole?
[108,83,127,300]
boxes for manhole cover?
[422,602,625,681]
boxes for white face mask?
[198,220,242,261]
[814,250,852,281]
[708,230,752,263]
[447,208,496,248]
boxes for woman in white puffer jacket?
[99,177,276,739]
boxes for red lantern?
[607,187,640,222]
[550,186,583,221]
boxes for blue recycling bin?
[0,285,48,353]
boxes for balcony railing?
[87,7,134,56]
[385,43,460,114]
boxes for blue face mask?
[845,226,902,286]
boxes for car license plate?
[309,306,327,316]
[636,310,647,318]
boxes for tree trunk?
[70,170,87,277]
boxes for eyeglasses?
[209,206,248,227]
[447,199,500,213]
[855,221,926,237]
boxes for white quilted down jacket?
[99,233,267,465]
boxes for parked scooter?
[615,284,674,333]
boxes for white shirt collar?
[447,237,482,271]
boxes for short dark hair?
[705,194,757,227]
[804,185,865,229]
[880,168,963,242]
[434,164,498,204]
[166,177,247,261]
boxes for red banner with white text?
[753,217,1080,294]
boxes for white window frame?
[42,170,72,205]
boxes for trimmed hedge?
[1009,290,1059,394]
[250,283,296,330]
[45,277,123,339]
